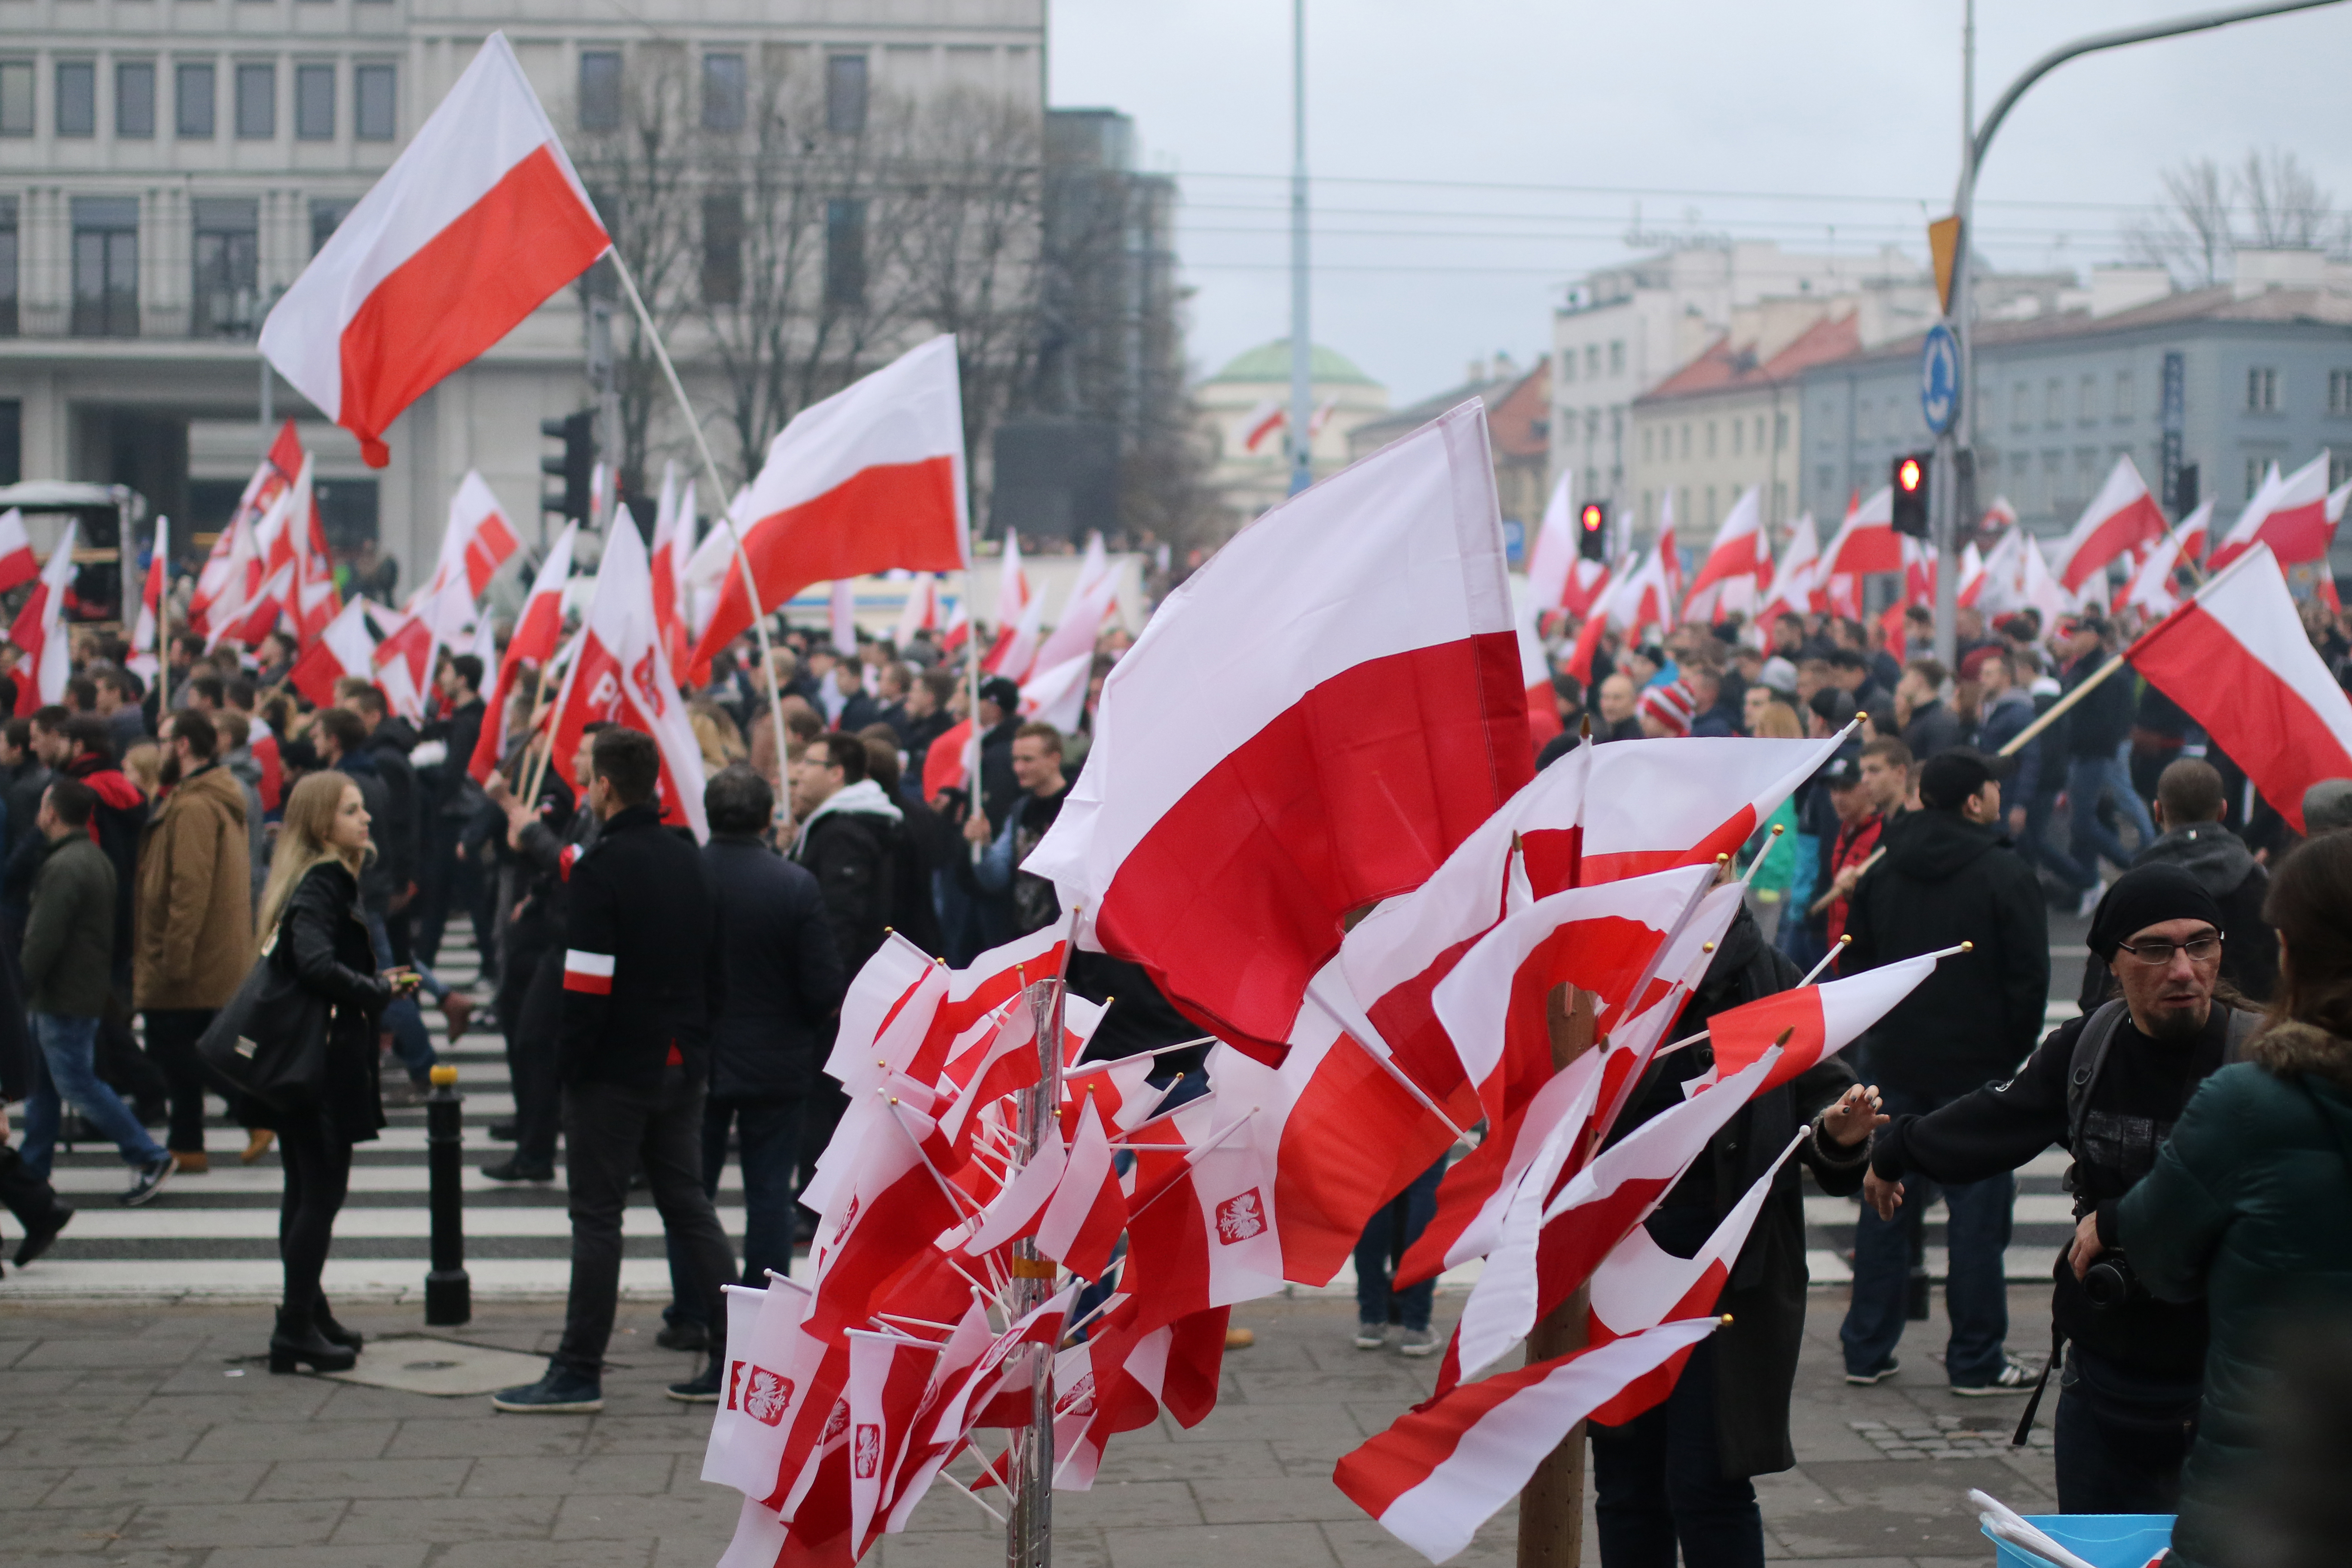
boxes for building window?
[117,62,155,137]
[1771,480,1786,521]
[1560,352,1576,384]
[0,197,17,336]
[2333,454,2350,490]
[702,53,744,132]
[2114,370,2135,419]
[2247,366,2278,412]
[2246,457,2265,499]
[1773,411,1788,450]
[1706,421,1717,458]
[309,196,355,255]
[701,190,742,305]
[0,399,16,485]
[1585,344,1600,379]
[1705,486,1717,525]
[295,64,334,139]
[354,64,394,140]
[192,198,258,337]
[2330,370,2352,415]
[2044,378,2062,427]
[235,62,273,139]
[825,55,866,135]
[578,51,620,131]
[1730,418,1742,457]
[1641,427,1652,461]
[2009,381,2027,432]
[0,62,30,137]
[824,196,865,306]
[1609,340,1624,374]
[177,61,215,138]
[2078,374,2097,423]
[71,196,139,338]
[55,61,95,136]
[1678,423,1690,459]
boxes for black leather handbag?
[197,912,333,1112]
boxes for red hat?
[1637,679,1695,738]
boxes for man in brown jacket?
[132,711,254,1170]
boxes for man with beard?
[967,722,1072,937]
[1863,862,2260,1512]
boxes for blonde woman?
[247,770,418,1373]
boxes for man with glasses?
[1861,862,2261,1514]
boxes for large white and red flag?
[1029,533,1121,679]
[2051,454,2169,591]
[258,34,609,467]
[648,463,697,673]
[8,521,79,702]
[0,507,35,594]
[688,335,971,678]
[1606,499,1681,634]
[128,518,167,682]
[289,596,380,707]
[2128,542,2352,833]
[1681,486,1763,622]
[1334,1317,1723,1565]
[544,515,709,839]
[470,522,576,782]
[1024,400,1531,1060]
[2209,452,2333,570]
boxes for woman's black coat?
[243,859,392,1145]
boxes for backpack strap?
[2064,999,2132,1158]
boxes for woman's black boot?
[270,1306,358,1374]
[314,1297,363,1349]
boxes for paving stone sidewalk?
[0,1284,2055,1567]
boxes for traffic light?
[1891,451,1931,539]
[541,410,596,524]
[1577,501,1609,561]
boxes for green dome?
[1204,340,1377,386]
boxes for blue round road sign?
[1920,323,1960,436]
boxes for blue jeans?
[366,911,437,1083]
[1839,1087,2013,1384]
[1354,1156,1446,1332]
[1592,1204,1763,1568]
[2053,1345,2195,1514]
[2066,748,2156,882]
[21,1012,168,1179]
[2021,784,2094,892]
[667,1093,805,1326]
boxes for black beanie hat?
[2085,863,2226,962]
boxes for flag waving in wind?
[258,34,609,467]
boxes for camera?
[2081,1250,2143,1310]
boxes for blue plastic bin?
[1983,1514,2173,1568]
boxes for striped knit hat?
[1637,679,1696,738]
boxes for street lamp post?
[1934,0,2348,667]
[1287,0,1313,498]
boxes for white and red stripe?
[1820,484,1899,579]
[1242,398,1286,453]
[0,507,36,594]
[470,522,576,782]
[1704,951,1939,1093]
[259,35,607,467]
[1034,1097,1127,1280]
[1525,472,1577,614]
[7,520,79,703]
[288,596,379,708]
[561,948,615,995]
[1681,485,1763,621]
[2128,542,2352,833]
[1026,399,1531,1060]
[689,335,970,678]
[2209,452,2333,570]
[2117,505,2208,620]
[2052,454,2169,591]
[128,518,167,682]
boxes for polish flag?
[1821,485,1899,579]
[2052,455,2169,591]
[0,508,36,594]
[258,34,609,467]
[1559,557,1611,620]
[938,591,969,658]
[8,521,80,703]
[920,716,976,804]
[1515,594,1561,750]
[1335,1317,1723,1565]
[128,518,168,681]
[288,596,379,707]
[802,1099,967,1343]
[1034,1098,1127,1280]
[1681,486,1763,620]
[649,464,696,673]
[190,446,292,637]
[2330,478,2352,530]
[1060,1052,1167,1139]
[1705,951,1939,1095]
[2015,534,2073,631]
[1525,472,1577,613]
[1606,501,1681,634]
[1241,398,1286,453]
[1020,652,1092,735]
[1754,511,1821,625]
[988,527,1032,645]
[1030,536,1121,677]
[2117,506,2206,621]
[470,522,575,781]
[1025,400,1531,1061]
[1580,1131,1805,1424]
[289,468,343,644]
[543,514,710,839]
[1123,1087,1286,1331]
[370,603,434,721]
[842,1329,943,1553]
[890,575,940,651]
[444,470,522,598]
[2128,542,2352,833]
[2209,452,2334,570]
[1562,582,1612,686]
[704,1276,816,1494]
[689,336,971,680]
[1956,541,1988,609]
[982,571,1045,682]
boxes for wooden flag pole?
[1993,649,2127,758]
[603,248,791,799]
[1518,983,1600,1568]
[513,669,564,811]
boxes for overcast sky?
[1049,0,2352,406]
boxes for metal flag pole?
[1004,974,1066,1568]
[603,248,791,790]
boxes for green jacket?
[21,832,118,1018]
[2116,1019,2352,1568]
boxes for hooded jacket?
[2117,1020,2352,1568]
[2129,822,2276,1002]
[132,761,255,1010]
[793,778,905,978]
[1843,807,2050,1099]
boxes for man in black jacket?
[1589,900,1881,1565]
[494,728,734,1414]
[2125,760,2275,1004]
[1863,864,2250,1513]
[2057,616,2156,912]
[789,732,904,979]
[416,655,491,974]
[1838,747,2049,1393]
[663,766,843,1343]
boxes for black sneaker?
[666,1360,723,1403]
[1952,1355,2039,1396]
[122,1158,173,1207]
[656,1320,709,1353]
[1844,1357,1900,1386]
[15,1206,72,1265]
[492,1367,604,1413]
[480,1157,556,1183]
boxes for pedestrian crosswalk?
[6,918,2101,1302]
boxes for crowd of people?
[1,567,2349,1567]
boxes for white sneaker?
[1396,1327,1440,1358]
[1952,1354,2040,1396]
[2077,882,2105,918]
[1354,1322,1388,1351]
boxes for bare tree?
[2127,147,2349,287]
[2126,157,2234,287]
[2236,147,2337,250]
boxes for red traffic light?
[1579,503,1605,532]
[1896,456,1925,495]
